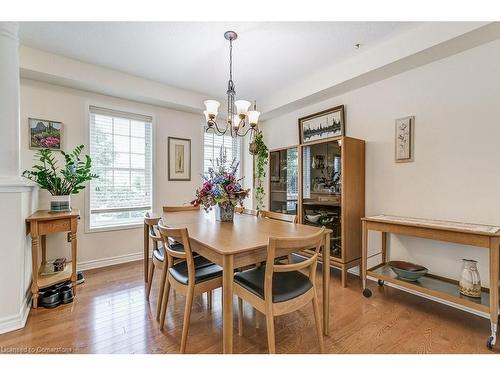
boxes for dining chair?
[259,210,298,263]
[259,210,297,223]
[157,223,223,353]
[233,227,325,354]
[144,213,187,321]
[235,206,258,215]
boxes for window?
[203,127,241,177]
[88,106,153,230]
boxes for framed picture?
[395,116,415,163]
[168,137,191,181]
[29,118,63,150]
[298,105,345,145]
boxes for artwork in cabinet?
[270,151,280,182]
[299,105,345,145]
[395,116,415,162]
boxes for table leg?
[489,238,499,348]
[70,231,77,296]
[381,231,387,264]
[31,236,39,308]
[362,221,368,290]
[144,223,149,283]
[222,254,234,354]
[41,235,47,265]
[323,231,330,335]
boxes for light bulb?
[204,100,220,118]
[248,110,260,125]
[234,100,251,117]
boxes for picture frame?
[168,137,191,181]
[29,117,63,150]
[298,105,345,145]
[395,116,415,163]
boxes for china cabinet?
[268,146,299,215]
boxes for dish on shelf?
[388,260,428,282]
[305,214,322,223]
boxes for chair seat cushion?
[169,256,222,285]
[152,242,198,263]
[234,267,312,303]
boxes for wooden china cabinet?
[268,136,365,287]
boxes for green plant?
[23,145,98,196]
[253,131,268,210]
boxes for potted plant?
[23,145,98,212]
[191,147,250,222]
[251,131,269,210]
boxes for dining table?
[146,209,332,354]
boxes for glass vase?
[459,259,481,298]
[215,204,234,222]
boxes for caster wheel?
[378,279,385,286]
[486,336,495,350]
[362,288,372,298]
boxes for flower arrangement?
[191,147,250,213]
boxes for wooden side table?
[26,209,80,308]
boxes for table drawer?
[38,219,71,235]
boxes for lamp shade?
[234,100,251,116]
[247,110,260,125]
[204,100,220,117]
[203,110,210,122]
[232,114,241,128]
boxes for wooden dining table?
[147,209,332,354]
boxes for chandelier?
[203,31,260,138]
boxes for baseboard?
[77,251,145,271]
[0,295,31,335]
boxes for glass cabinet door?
[269,147,298,214]
[302,140,342,258]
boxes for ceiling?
[18,22,420,103]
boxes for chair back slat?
[144,212,162,248]
[163,205,199,213]
[264,227,325,301]
[260,210,297,223]
[235,207,258,216]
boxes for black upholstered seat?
[169,257,222,285]
[152,241,184,262]
[234,266,312,303]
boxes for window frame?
[201,125,243,181]
[85,102,156,233]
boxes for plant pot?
[50,195,71,213]
[215,204,234,222]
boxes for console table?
[361,215,500,350]
[26,210,80,308]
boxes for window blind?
[89,106,153,229]
[203,127,241,177]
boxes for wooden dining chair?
[233,227,325,354]
[259,210,297,223]
[235,206,258,215]
[259,210,298,263]
[157,223,223,353]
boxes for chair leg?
[237,297,243,336]
[312,289,325,353]
[156,265,167,321]
[265,312,276,354]
[287,253,293,264]
[180,287,194,353]
[159,278,171,330]
[146,261,155,301]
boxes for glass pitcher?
[459,259,481,298]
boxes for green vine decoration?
[253,131,268,210]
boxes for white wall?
[20,79,205,266]
[262,38,500,286]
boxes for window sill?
[85,222,143,234]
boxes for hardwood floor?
[0,260,495,354]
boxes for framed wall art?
[395,116,415,163]
[298,105,345,145]
[29,118,63,150]
[168,137,191,181]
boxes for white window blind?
[89,106,153,230]
[203,127,241,177]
